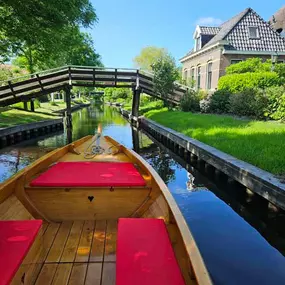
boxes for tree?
[0,0,99,72]
[133,46,169,71]
[152,54,179,108]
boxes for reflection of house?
[180,8,285,91]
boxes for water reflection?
[1,104,285,284]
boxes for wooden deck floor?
[34,220,117,285]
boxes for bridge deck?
[0,66,187,107]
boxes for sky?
[88,0,284,68]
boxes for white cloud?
[195,17,223,26]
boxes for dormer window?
[248,27,259,39]
[195,36,201,51]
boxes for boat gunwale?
[105,135,213,285]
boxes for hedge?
[218,72,281,93]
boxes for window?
[191,67,195,82]
[231,59,242,65]
[184,69,188,80]
[248,27,259,39]
[197,66,201,89]
[207,62,212,90]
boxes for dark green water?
[1,104,285,285]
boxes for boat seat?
[30,161,146,187]
[0,220,42,285]
[116,218,185,285]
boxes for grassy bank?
[144,108,285,176]
[0,109,58,128]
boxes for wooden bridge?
[0,66,188,120]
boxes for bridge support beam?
[23,101,28,111]
[65,86,72,130]
[131,87,141,119]
[30,99,35,112]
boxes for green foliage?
[180,89,200,112]
[133,46,169,71]
[103,88,132,103]
[50,101,58,106]
[226,58,271,74]
[218,72,281,93]
[1,1,100,72]
[264,86,285,120]
[152,55,179,108]
[207,90,231,114]
[228,89,268,118]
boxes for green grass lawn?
[0,109,58,128]
[144,108,285,176]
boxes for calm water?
[1,104,285,284]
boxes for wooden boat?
[0,134,213,285]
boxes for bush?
[218,72,281,93]
[180,89,200,112]
[207,90,231,114]
[264,86,285,120]
[50,101,58,106]
[229,88,268,118]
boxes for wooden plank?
[89,220,106,262]
[75,220,95,262]
[85,263,102,285]
[101,263,116,285]
[104,220,117,262]
[52,263,72,285]
[46,222,72,263]
[35,263,58,285]
[43,223,60,260]
[68,263,87,285]
[26,188,150,221]
[61,221,84,262]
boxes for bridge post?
[30,99,35,112]
[23,101,28,111]
[131,87,141,119]
[65,86,72,130]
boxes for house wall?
[182,50,285,90]
[182,47,223,91]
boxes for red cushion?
[30,162,146,187]
[116,218,185,285]
[0,220,42,285]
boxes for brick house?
[180,7,285,91]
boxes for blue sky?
[88,0,284,68]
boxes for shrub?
[180,89,200,112]
[207,89,231,114]
[218,72,281,93]
[34,99,41,108]
[50,101,57,106]
[264,86,285,120]
[229,88,268,118]
[225,58,271,74]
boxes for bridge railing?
[0,65,188,107]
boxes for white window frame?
[248,26,260,39]
[206,62,213,90]
[197,65,201,89]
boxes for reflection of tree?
[146,150,177,185]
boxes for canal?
[1,104,285,284]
